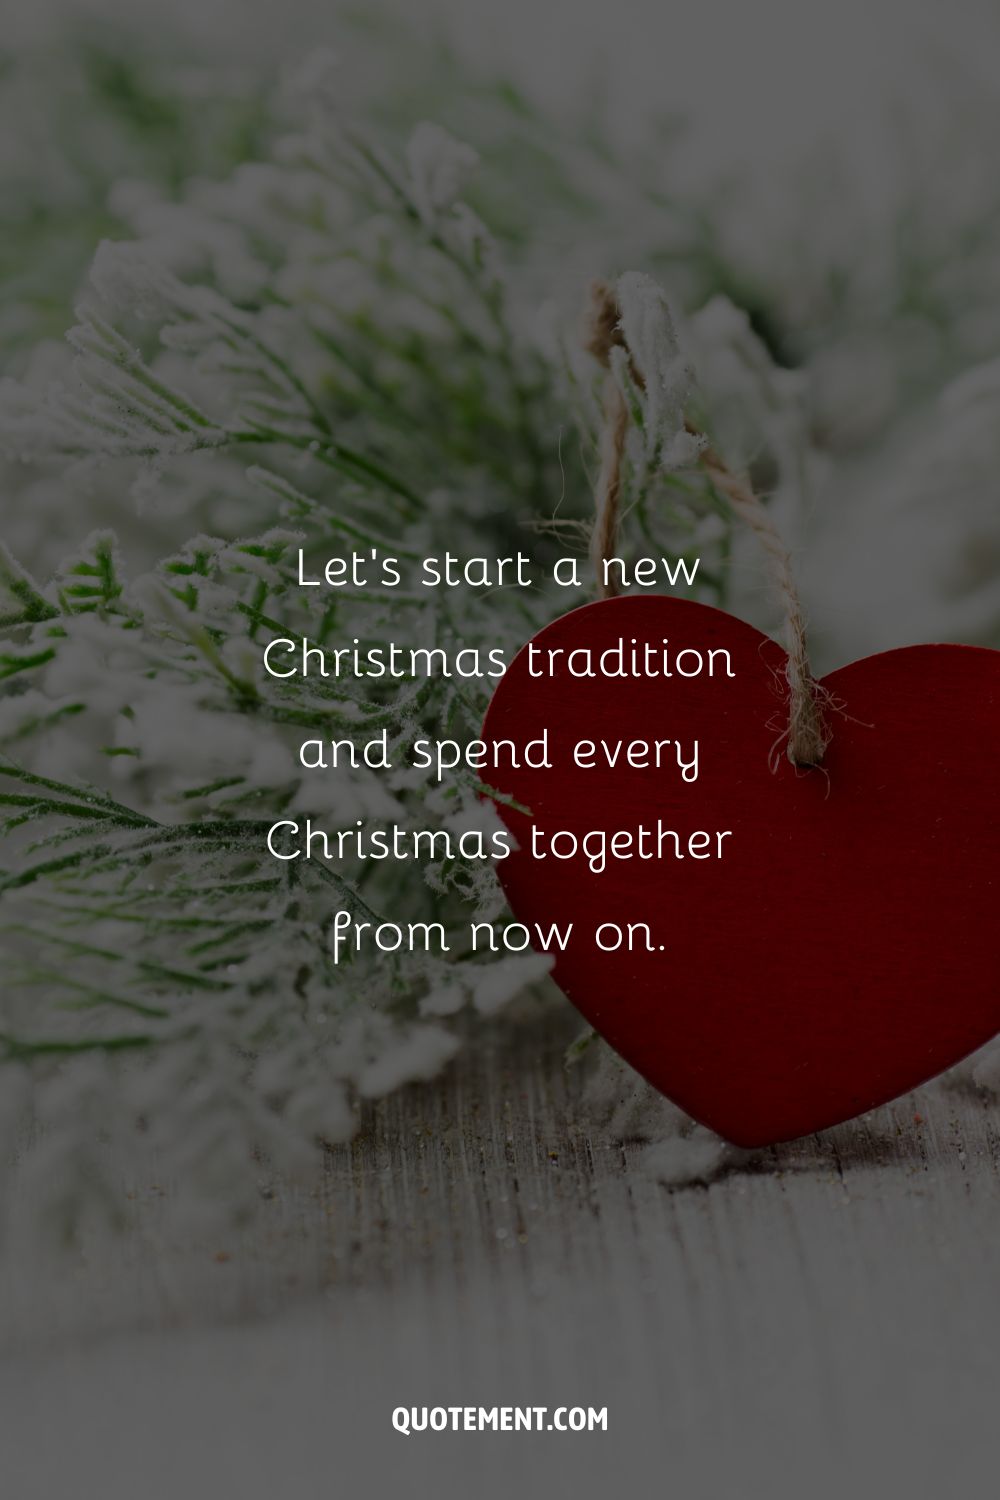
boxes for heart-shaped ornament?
[482,595,1000,1146]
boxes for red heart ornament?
[482,595,1000,1146]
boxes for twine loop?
[582,279,828,769]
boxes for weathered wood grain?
[3,1006,1000,1498]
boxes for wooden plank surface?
[3,1003,1000,1497]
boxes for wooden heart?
[482,596,1000,1146]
